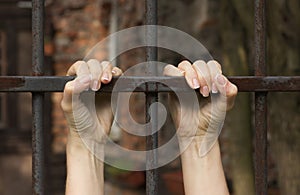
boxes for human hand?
[61,60,122,143]
[164,60,238,154]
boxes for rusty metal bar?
[254,0,267,194]
[0,76,300,93]
[32,0,45,194]
[145,0,158,194]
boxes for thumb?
[61,75,91,112]
[214,74,238,111]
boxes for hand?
[61,59,123,143]
[164,60,238,154]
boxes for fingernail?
[92,80,99,91]
[202,86,209,97]
[216,74,226,86]
[102,73,109,81]
[79,75,91,84]
[212,83,218,93]
[112,70,116,74]
[193,78,200,89]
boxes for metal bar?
[1,76,300,92]
[32,0,45,194]
[254,0,267,194]
[145,0,158,194]
[32,93,45,195]
[32,0,44,76]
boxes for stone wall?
[49,0,110,153]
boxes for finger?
[193,60,210,97]
[61,76,91,112]
[61,81,75,112]
[101,61,113,84]
[112,67,123,76]
[163,64,184,76]
[87,59,103,91]
[178,60,200,89]
[67,61,90,77]
[207,60,222,94]
[225,81,238,110]
[214,74,238,111]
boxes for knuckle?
[208,60,222,70]
[164,64,174,71]
[74,60,85,65]
[163,64,184,76]
[74,60,86,68]
[193,60,206,67]
[88,59,98,64]
[178,60,191,69]
[87,59,101,69]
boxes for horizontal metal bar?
[0,76,300,92]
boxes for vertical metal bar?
[32,0,45,194]
[254,0,267,194]
[145,0,158,195]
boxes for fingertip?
[112,67,123,76]
[102,72,110,81]
[211,82,218,94]
[202,86,210,97]
[100,71,113,86]
[192,78,200,89]
[91,80,100,91]
[214,74,228,96]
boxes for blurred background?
[0,0,299,194]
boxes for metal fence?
[0,0,299,194]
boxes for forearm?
[180,139,229,195]
[66,135,104,195]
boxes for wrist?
[177,135,205,159]
[180,142,229,195]
[177,127,219,157]
[67,128,105,158]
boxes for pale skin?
[62,59,237,195]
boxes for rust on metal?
[254,0,268,194]
[32,0,45,194]
[0,76,300,93]
[145,0,159,194]
[0,77,25,90]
